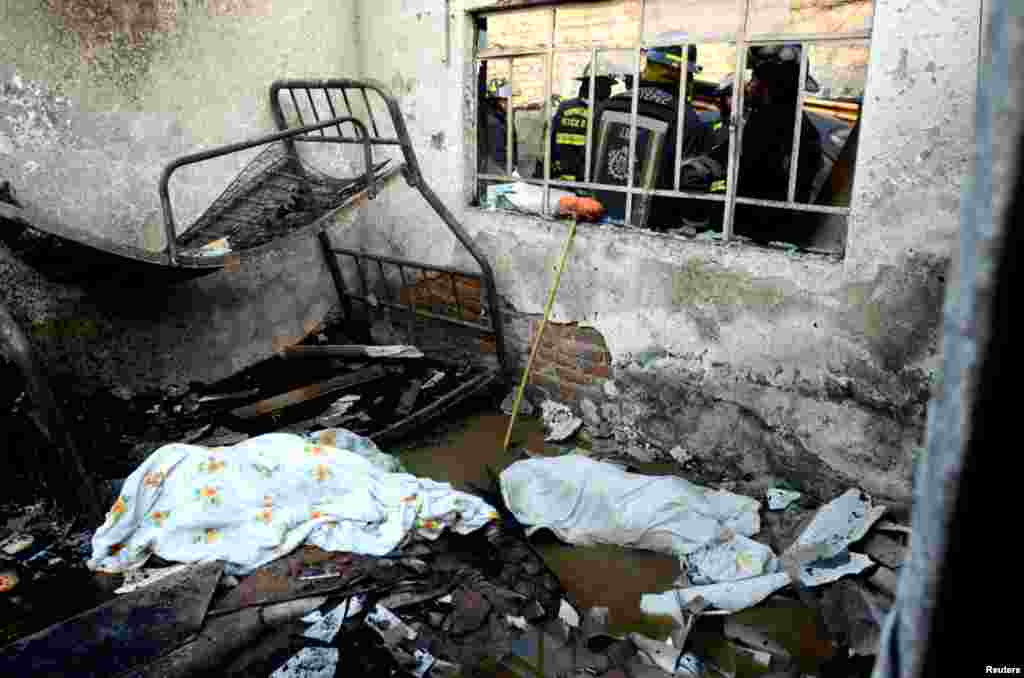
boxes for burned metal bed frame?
[158,79,508,442]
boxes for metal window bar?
[584,46,597,183]
[543,10,556,216]
[507,60,515,177]
[478,174,733,203]
[722,22,749,241]
[624,46,642,225]
[474,4,870,243]
[673,42,690,192]
[787,43,810,203]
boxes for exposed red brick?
[590,363,611,379]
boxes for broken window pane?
[747,0,874,37]
[554,0,641,48]
[477,59,513,177]
[477,8,552,57]
[642,0,744,43]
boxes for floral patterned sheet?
[89,428,499,575]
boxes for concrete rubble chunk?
[539,400,582,442]
[856,532,907,570]
[269,647,338,678]
[502,390,536,417]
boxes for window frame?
[473,0,873,246]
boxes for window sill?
[466,204,846,264]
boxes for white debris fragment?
[539,400,583,442]
[366,604,418,645]
[642,488,883,614]
[789,488,886,560]
[422,370,446,390]
[766,488,802,510]
[686,534,778,585]
[411,649,436,678]
[438,594,453,604]
[269,647,338,678]
[115,564,191,594]
[0,533,34,556]
[669,446,692,465]
[193,237,231,257]
[602,380,620,398]
[558,599,580,627]
[629,633,704,676]
[318,394,362,425]
[302,596,366,642]
[506,615,530,631]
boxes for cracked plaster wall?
[0,1,363,393]
[344,0,982,509]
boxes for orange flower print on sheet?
[199,456,227,474]
[263,495,274,508]
[193,528,221,545]
[256,507,274,525]
[195,485,222,506]
[106,496,129,526]
[143,471,166,488]
[312,465,333,483]
[305,444,331,458]
[149,510,171,527]
[108,542,126,557]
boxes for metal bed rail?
[271,79,508,375]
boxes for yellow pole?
[502,218,578,452]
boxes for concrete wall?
[345,0,982,510]
[0,1,362,392]
[0,0,983,508]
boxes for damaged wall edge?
[0,298,104,523]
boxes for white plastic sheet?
[685,534,777,585]
[642,488,884,614]
[500,456,761,556]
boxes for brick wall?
[391,273,613,402]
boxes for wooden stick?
[502,219,577,452]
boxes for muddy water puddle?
[395,406,844,677]
[396,411,682,640]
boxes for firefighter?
[479,78,518,176]
[589,45,708,230]
[735,44,823,206]
[538,70,617,182]
[676,45,824,236]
